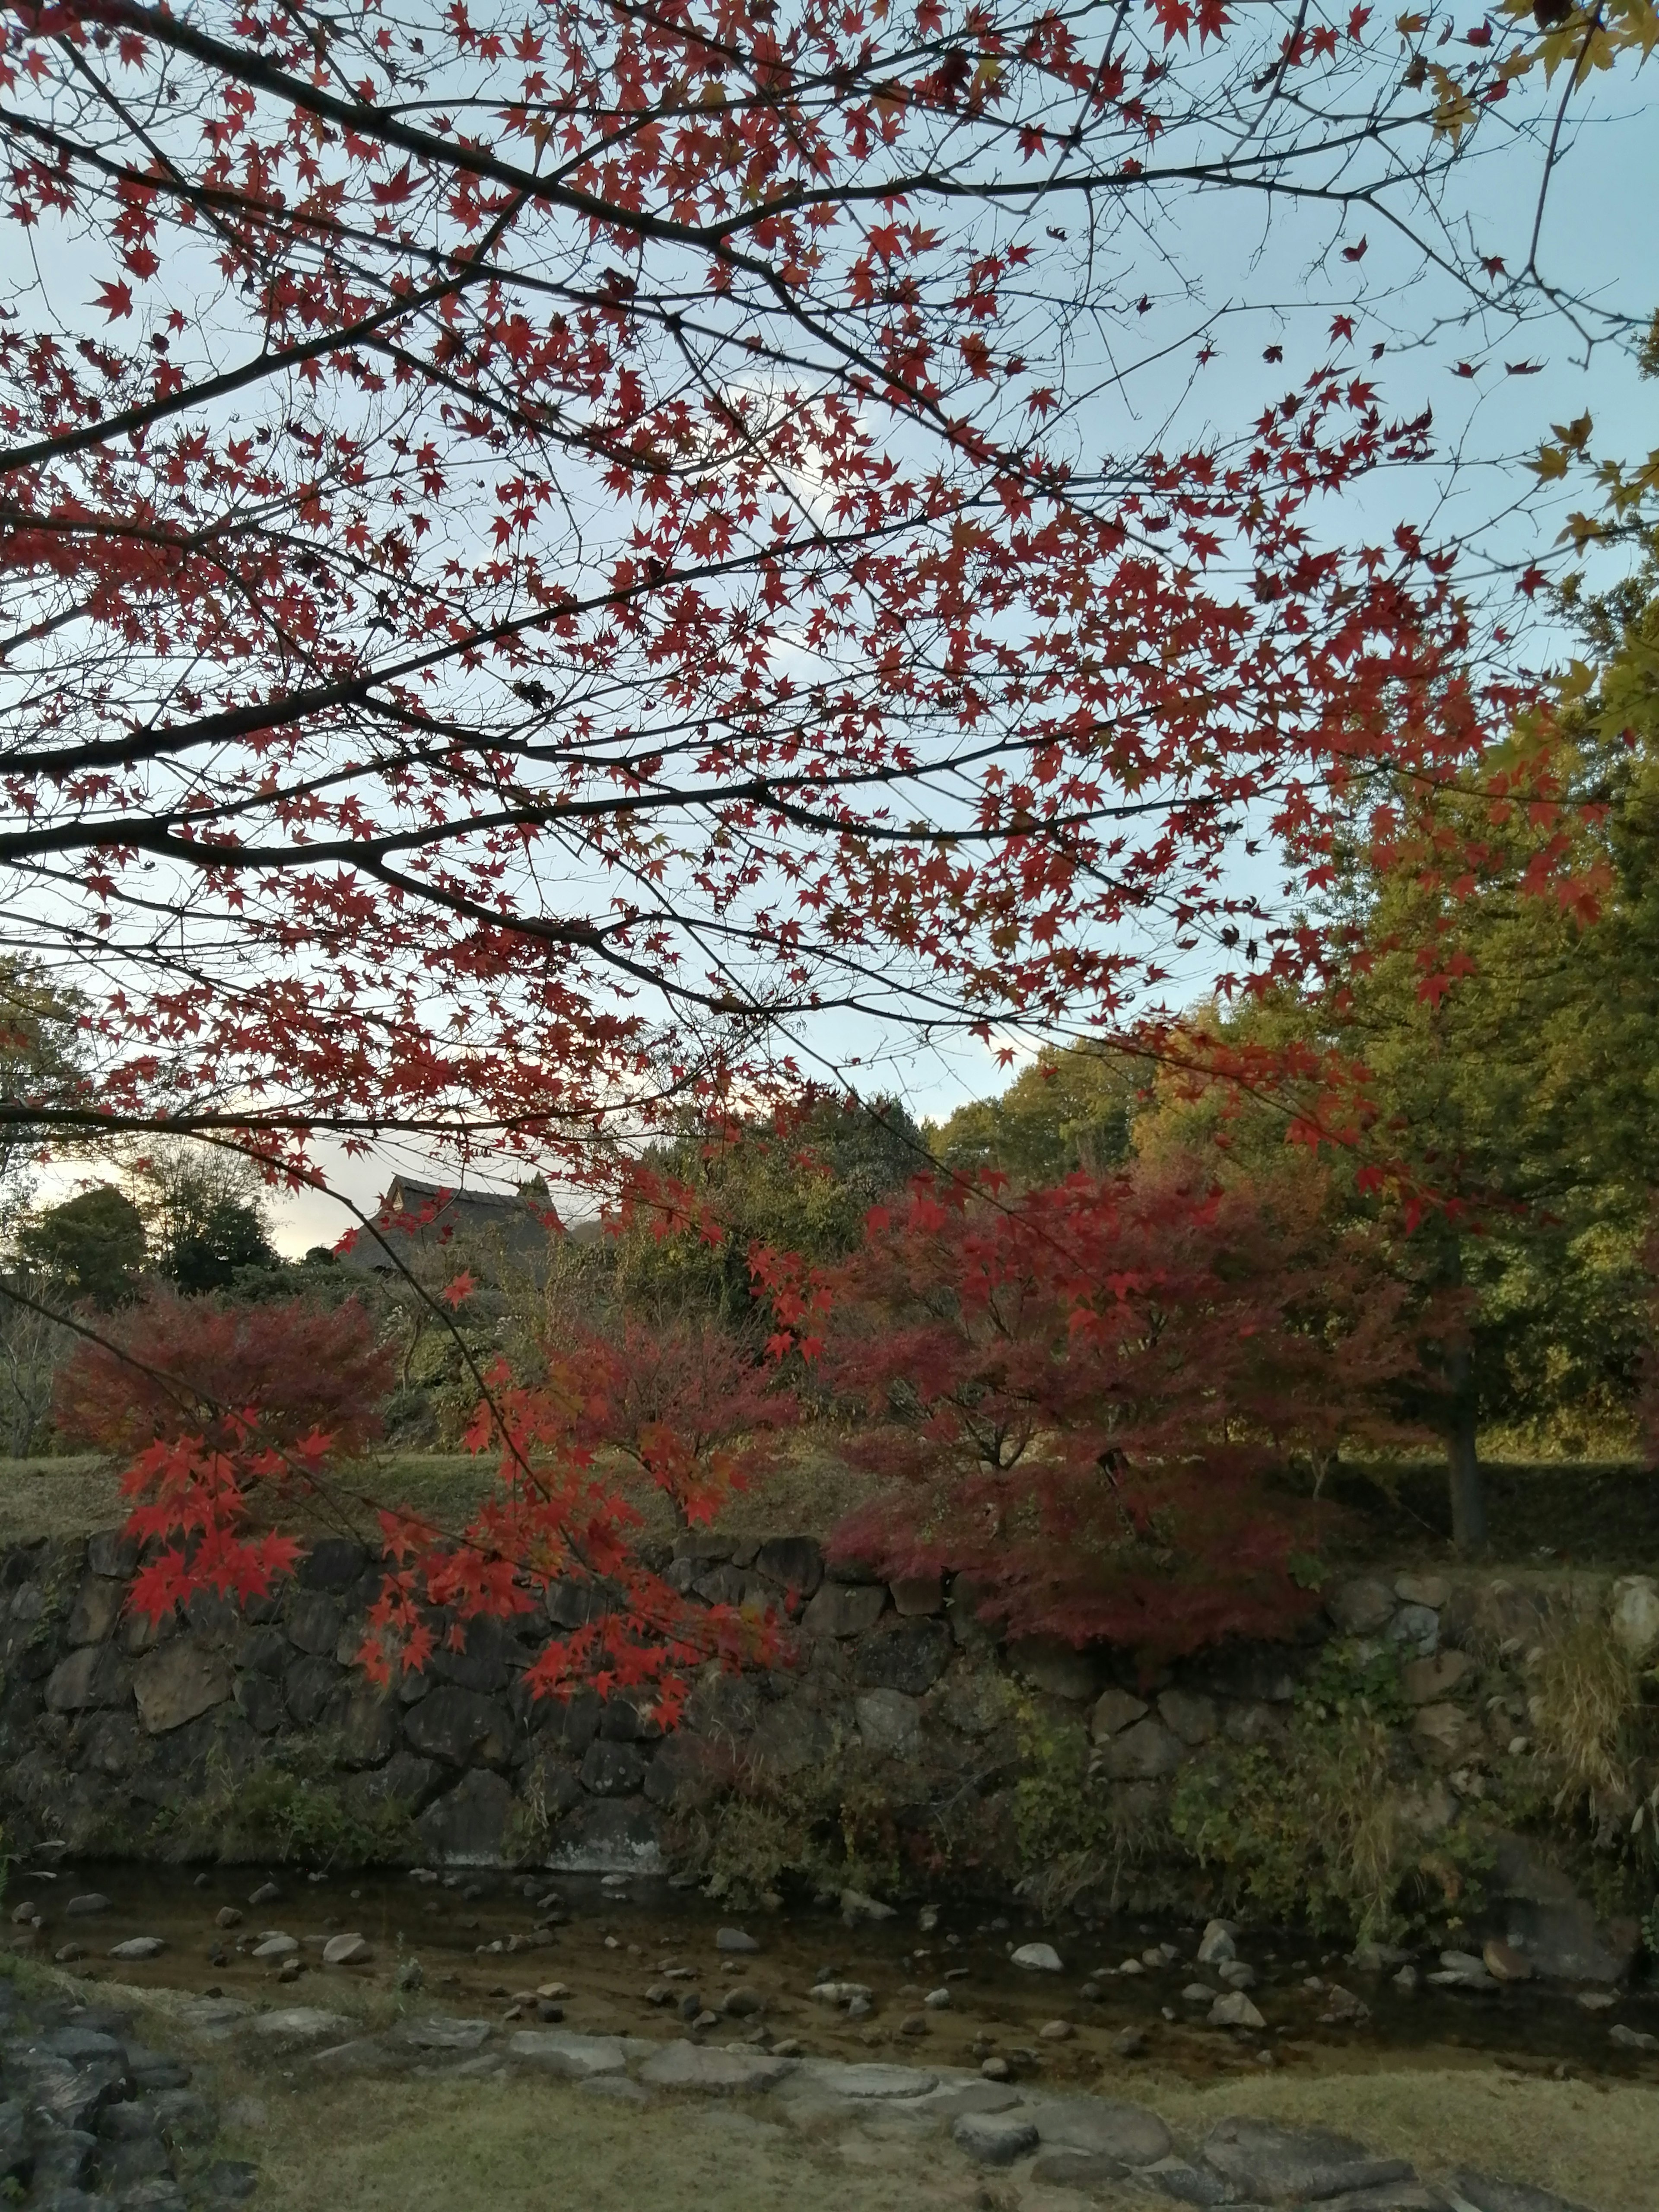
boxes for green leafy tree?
[17,1185,147,1310]
[1134,560,1659,1546]
[137,1147,278,1297]
[613,1097,925,1324]
[929,1046,1138,1188]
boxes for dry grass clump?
[1530,1602,1641,1812]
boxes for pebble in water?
[1010,1942,1063,1973]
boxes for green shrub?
[153,1738,416,1869]
[1170,1643,1494,1938]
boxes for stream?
[8,1859,1659,2090]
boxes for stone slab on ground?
[1319,2188,1451,2212]
[906,2081,1023,2120]
[1448,2175,1594,2212]
[1030,2148,1133,2190]
[635,2043,797,2094]
[506,2030,627,2079]
[174,1999,253,2040]
[1142,2156,1233,2206]
[310,2038,412,2077]
[394,2017,493,2054]
[236,2009,350,2048]
[952,2112,1041,2166]
[1029,2094,1172,2166]
[791,2060,940,2100]
[1202,2118,1415,2202]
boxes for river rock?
[108,1938,165,1961]
[251,1934,299,1961]
[1195,1920,1236,1965]
[64,1894,111,1917]
[953,2112,1040,2166]
[1201,2119,1414,2201]
[133,1640,232,1734]
[1430,1950,1494,1990]
[1207,1992,1265,2029]
[1011,1942,1063,1973]
[840,1888,895,1924]
[1481,1939,1531,1983]
[1609,1575,1659,1663]
[322,1934,372,1967]
[1034,2097,1171,2165]
[808,1982,872,2008]
[637,2044,795,2093]
[508,2030,626,2078]
[1608,2023,1659,2052]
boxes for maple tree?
[0,0,1645,1697]
[534,1307,797,1529]
[822,1155,1427,1661]
[53,1287,397,1619]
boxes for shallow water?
[9,1858,1658,2089]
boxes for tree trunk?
[1445,1341,1487,1553]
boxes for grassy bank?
[0,1441,1653,1572]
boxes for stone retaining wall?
[0,1530,1649,1979]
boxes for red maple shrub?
[821,1158,1427,1663]
[553,1313,798,1532]
[55,1287,395,1458]
[54,1288,397,1622]
[361,1317,784,1715]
